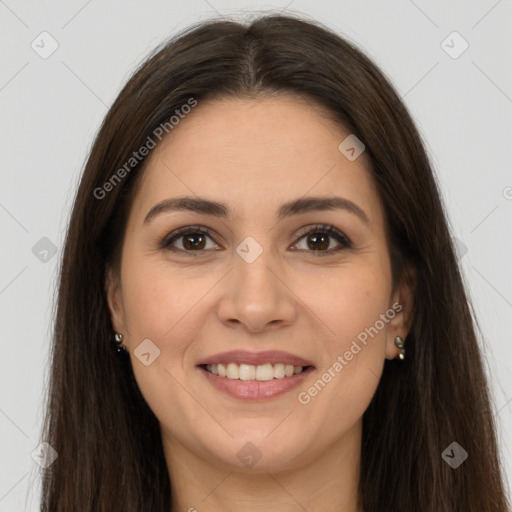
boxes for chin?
[205,428,310,472]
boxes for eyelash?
[160,223,353,257]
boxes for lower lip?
[199,366,315,400]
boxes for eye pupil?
[307,233,329,251]
[183,233,206,250]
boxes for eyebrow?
[143,195,370,226]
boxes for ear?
[105,265,127,334]
[385,267,415,360]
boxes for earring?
[113,332,127,354]
[394,336,405,360]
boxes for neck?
[163,421,363,512]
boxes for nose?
[216,244,297,333]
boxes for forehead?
[129,95,382,228]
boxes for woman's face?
[106,95,411,473]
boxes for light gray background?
[1,0,511,509]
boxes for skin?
[106,95,414,512]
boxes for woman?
[39,13,510,512]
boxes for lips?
[196,350,315,400]
[199,364,314,400]
[196,349,315,368]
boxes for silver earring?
[394,336,405,360]
[113,332,127,354]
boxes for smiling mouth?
[200,363,313,381]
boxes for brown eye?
[180,232,207,250]
[160,223,352,257]
[303,232,330,251]
[161,226,218,254]
[294,224,352,254]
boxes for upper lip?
[197,350,315,368]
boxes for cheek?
[309,259,391,347]
[119,259,208,434]
[302,259,391,408]
[121,255,204,343]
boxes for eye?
[160,225,218,254]
[292,224,353,255]
[160,223,353,256]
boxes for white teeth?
[273,363,285,379]
[239,364,255,381]
[204,362,307,380]
[256,363,274,381]
[226,363,239,379]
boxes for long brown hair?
[40,13,510,511]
